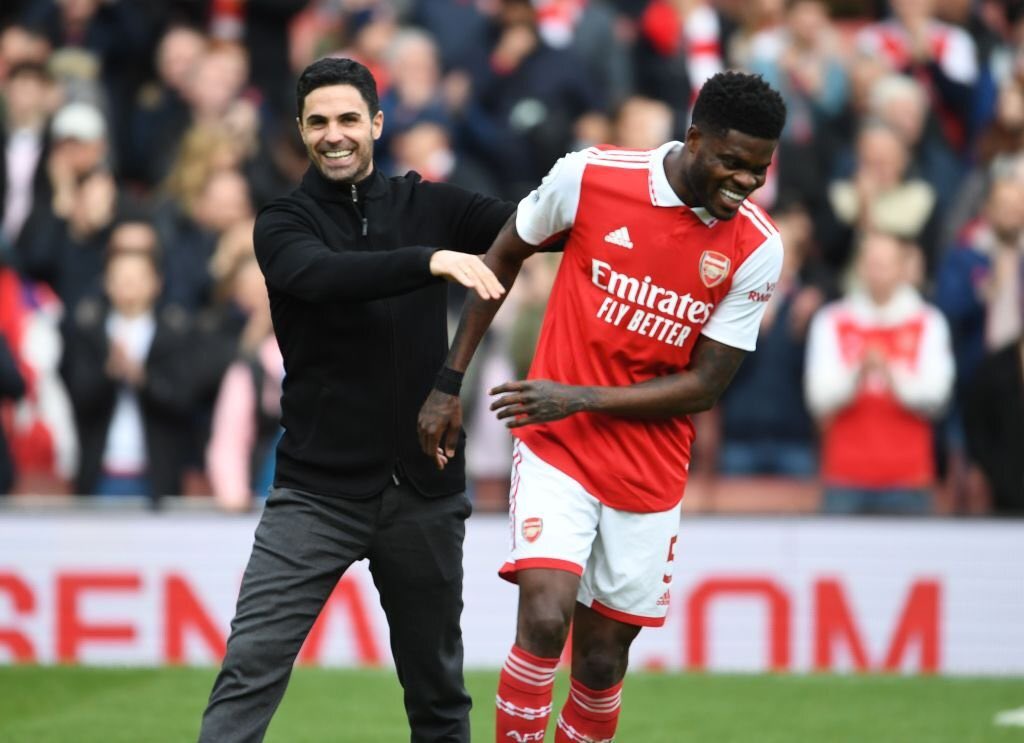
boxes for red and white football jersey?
[804,287,955,488]
[855,20,977,87]
[513,142,783,512]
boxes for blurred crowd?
[0,0,1022,515]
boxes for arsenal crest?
[521,517,543,543]
[699,250,731,288]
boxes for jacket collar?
[301,164,388,203]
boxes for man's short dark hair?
[296,57,379,119]
[6,61,51,83]
[691,71,787,141]
[105,219,162,268]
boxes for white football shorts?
[498,440,682,626]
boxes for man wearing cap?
[13,100,116,311]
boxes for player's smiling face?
[298,84,383,184]
[682,127,777,220]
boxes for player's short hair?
[691,71,787,141]
[296,57,380,119]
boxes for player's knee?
[573,644,628,689]
[519,611,571,656]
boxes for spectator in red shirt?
[854,0,978,153]
[805,231,955,514]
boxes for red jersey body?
[513,143,783,512]
[825,316,931,487]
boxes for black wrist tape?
[434,366,464,396]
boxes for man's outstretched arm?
[417,213,540,467]
[489,335,746,428]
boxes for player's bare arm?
[489,335,746,427]
[417,213,539,467]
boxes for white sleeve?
[700,233,783,351]
[940,27,978,85]
[515,149,588,246]
[804,305,860,420]
[889,307,955,417]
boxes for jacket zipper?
[359,180,399,484]
[351,184,368,236]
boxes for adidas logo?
[604,226,633,249]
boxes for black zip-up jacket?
[254,165,514,498]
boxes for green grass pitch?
[0,666,1021,742]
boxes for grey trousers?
[197,482,473,742]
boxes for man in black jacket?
[965,339,1024,514]
[197,57,510,743]
[61,225,195,501]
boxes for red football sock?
[496,644,559,742]
[554,677,622,742]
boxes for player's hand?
[429,250,505,301]
[418,388,463,470]
[489,379,590,428]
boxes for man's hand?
[418,388,463,470]
[489,379,592,428]
[430,250,505,300]
[859,345,892,389]
[47,144,78,219]
[901,10,932,62]
[106,342,145,387]
[69,170,116,239]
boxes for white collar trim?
[648,141,716,226]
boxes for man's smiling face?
[298,84,383,184]
[681,127,777,221]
